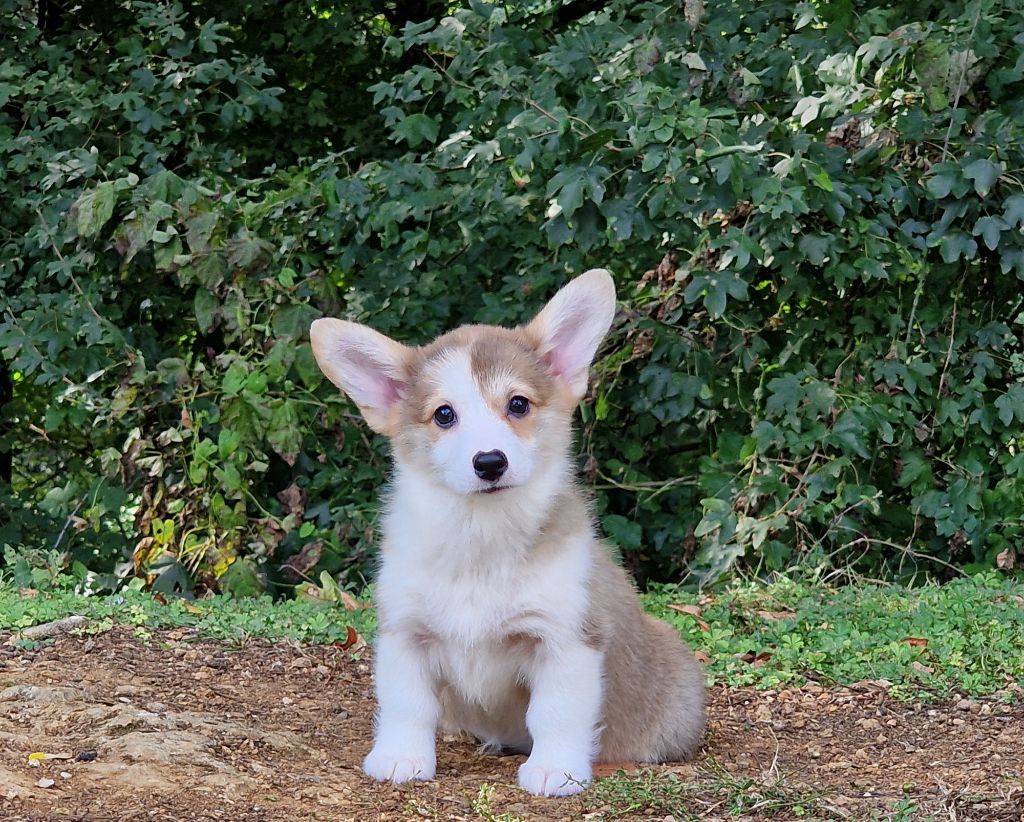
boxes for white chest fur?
[375,469,593,706]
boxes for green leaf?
[222,362,249,397]
[194,289,220,333]
[972,216,1007,251]
[798,234,831,265]
[602,514,643,550]
[962,159,1002,197]
[76,182,116,238]
[394,113,439,147]
[1003,194,1024,227]
[765,373,805,417]
[218,427,242,459]
[267,400,302,465]
[219,558,265,598]
[272,303,320,340]
[939,232,977,263]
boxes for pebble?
[36,778,55,789]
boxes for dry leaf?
[910,660,934,675]
[996,548,1016,569]
[336,590,364,612]
[756,609,796,621]
[694,650,712,665]
[276,483,306,518]
[338,626,366,653]
[592,762,640,777]
[28,752,72,764]
[667,603,709,631]
[737,650,773,667]
[902,637,928,648]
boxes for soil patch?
[1,627,1021,820]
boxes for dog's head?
[310,269,616,497]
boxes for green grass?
[1,571,1022,699]
[648,571,1024,699]
[580,765,830,821]
[0,577,375,647]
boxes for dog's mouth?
[477,484,512,495]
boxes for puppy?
[310,269,705,796]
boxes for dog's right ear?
[309,319,411,436]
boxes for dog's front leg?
[518,642,603,796]
[363,630,439,783]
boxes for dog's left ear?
[527,268,616,399]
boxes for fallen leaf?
[911,660,934,675]
[276,483,307,518]
[756,609,796,621]
[592,762,639,777]
[27,752,72,764]
[336,590,364,612]
[737,649,773,667]
[902,637,929,648]
[996,548,1016,569]
[667,603,709,631]
[694,650,712,665]
[338,626,366,652]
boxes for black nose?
[473,450,508,482]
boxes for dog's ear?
[527,268,616,399]
[309,319,412,436]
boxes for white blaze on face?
[428,349,535,496]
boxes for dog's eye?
[432,404,457,428]
[507,395,530,417]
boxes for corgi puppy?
[310,269,705,797]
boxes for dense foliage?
[3,0,1024,595]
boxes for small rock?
[281,696,294,705]
[59,772,71,779]
[74,750,98,762]
[315,665,330,676]
[951,717,965,726]
[955,698,973,711]
[114,684,138,697]
[36,778,55,789]
[290,657,312,669]
[146,702,168,714]
[858,718,882,731]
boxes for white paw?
[518,759,591,796]
[363,747,436,783]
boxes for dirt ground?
[0,626,1021,822]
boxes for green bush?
[3,0,1024,593]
